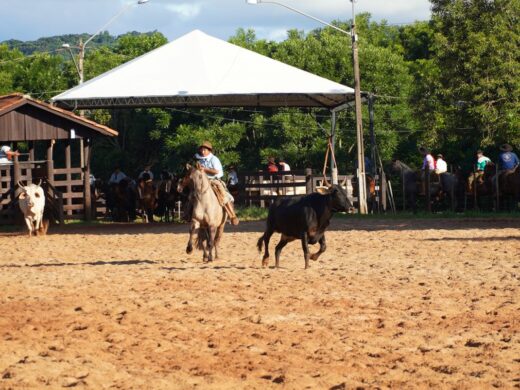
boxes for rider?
[498,144,519,172]
[419,147,435,195]
[193,141,239,226]
[435,154,448,174]
[468,149,492,191]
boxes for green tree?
[430,0,520,152]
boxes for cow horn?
[17,180,25,188]
[340,175,348,187]
[37,179,42,186]
[322,174,331,188]
[185,163,192,171]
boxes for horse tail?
[257,233,265,253]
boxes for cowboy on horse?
[185,141,239,226]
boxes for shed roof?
[0,94,118,141]
[52,30,354,110]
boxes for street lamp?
[62,0,150,85]
[246,0,368,214]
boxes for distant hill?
[1,31,153,55]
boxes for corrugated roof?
[0,93,118,137]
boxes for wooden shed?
[0,93,118,223]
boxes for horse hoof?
[310,254,319,261]
[261,259,269,267]
[186,246,193,254]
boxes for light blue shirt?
[195,152,223,179]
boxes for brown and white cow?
[18,181,47,236]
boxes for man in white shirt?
[435,154,448,174]
[0,145,20,164]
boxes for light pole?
[246,0,368,214]
[62,0,150,86]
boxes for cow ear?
[19,192,27,200]
[186,163,192,171]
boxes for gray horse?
[177,164,227,262]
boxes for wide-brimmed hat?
[199,141,213,151]
[500,143,513,152]
[436,153,443,158]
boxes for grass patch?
[236,206,269,221]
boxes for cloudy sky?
[0,0,431,43]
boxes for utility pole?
[351,0,368,214]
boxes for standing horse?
[137,177,157,223]
[467,162,496,210]
[177,164,227,262]
[389,160,461,212]
[156,171,179,222]
[497,165,520,210]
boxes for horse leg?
[310,235,326,261]
[207,226,217,262]
[214,221,226,261]
[186,220,199,254]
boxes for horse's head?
[177,164,193,194]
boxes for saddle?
[210,180,227,207]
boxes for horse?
[155,171,179,222]
[497,165,520,210]
[467,162,496,210]
[177,164,227,262]
[137,176,157,223]
[109,178,137,222]
[389,160,461,212]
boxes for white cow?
[18,181,47,237]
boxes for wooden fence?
[237,169,354,207]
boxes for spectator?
[498,144,519,171]
[419,147,434,195]
[266,157,278,173]
[108,166,128,185]
[435,154,448,174]
[0,145,20,164]
[278,158,291,172]
[476,150,492,172]
[138,165,154,181]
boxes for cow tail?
[257,233,264,253]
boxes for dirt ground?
[0,218,519,389]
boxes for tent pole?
[330,111,338,185]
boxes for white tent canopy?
[52,30,354,110]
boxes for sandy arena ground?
[0,218,519,389]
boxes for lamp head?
[246,0,261,4]
[137,0,149,4]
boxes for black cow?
[257,185,353,269]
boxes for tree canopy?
[0,0,518,180]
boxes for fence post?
[425,164,431,212]
[473,165,478,211]
[305,168,313,194]
[401,169,406,211]
[495,164,500,211]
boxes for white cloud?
[164,3,202,20]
